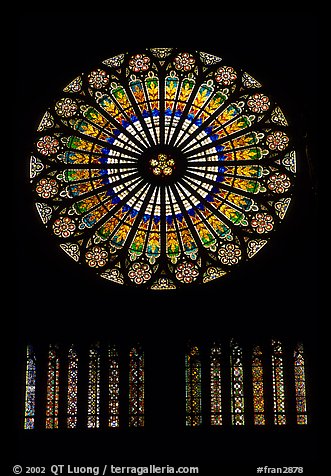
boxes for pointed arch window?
[45,345,60,429]
[24,345,36,430]
[272,340,286,425]
[129,346,144,427]
[210,343,222,425]
[185,345,202,427]
[230,340,244,425]
[108,345,120,428]
[87,344,101,428]
[67,345,78,429]
[252,345,265,425]
[294,343,308,424]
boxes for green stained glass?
[30,48,297,289]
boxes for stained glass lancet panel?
[67,345,78,429]
[24,345,36,430]
[46,345,60,429]
[230,340,245,425]
[129,346,144,427]
[87,344,101,428]
[185,345,202,427]
[294,343,308,425]
[108,345,120,428]
[210,344,222,425]
[252,345,265,425]
[271,340,286,425]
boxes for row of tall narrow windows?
[185,340,308,427]
[24,340,308,430]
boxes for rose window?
[30,48,297,290]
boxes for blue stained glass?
[188,208,195,216]
[216,145,224,152]
[101,148,110,155]
[142,110,150,118]
[122,120,130,128]
[194,118,203,126]
[153,215,160,224]
[210,135,218,142]
[175,110,182,117]
[166,215,173,224]
[131,115,138,122]
[176,213,184,222]
[143,214,150,222]
[152,109,159,117]
[130,209,138,218]
[112,196,120,204]
[165,108,172,116]
[197,203,204,210]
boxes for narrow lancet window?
[294,343,308,424]
[185,345,202,427]
[210,343,222,425]
[46,345,60,429]
[271,339,286,425]
[230,340,245,425]
[108,345,120,428]
[24,345,36,430]
[252,345,265,425]
[67,345,78,429]
[129,346,144,427]
[87,344,101,428]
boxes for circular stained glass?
[30,48,297,290]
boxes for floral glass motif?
[210,344,222,425]
[67,346,78,429]
[88,344,101,428]
[272,340,286,425]
[230,340,244,425]
[129,346,144,427]
[109,345,120,428]
[252,345,265,425]
[46,345,60,429]
[24,345,36,430]
[30,48,297,290]
[185,345,202,427]
[294,343,308,425]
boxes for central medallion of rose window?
[150,153,175,177]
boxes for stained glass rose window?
[30,48,296,289]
